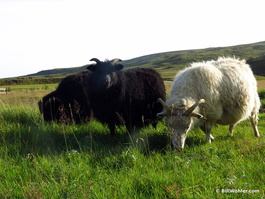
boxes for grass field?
[0,83,265,198]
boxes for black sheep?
[38,71,93,124]
[86,58,166,135]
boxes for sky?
[0,0,264,78]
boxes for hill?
[1,41,265,85]
[124,41,265,79]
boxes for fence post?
[0,88,8,95]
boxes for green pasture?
[3,83,58,92]
[0,84,264,198]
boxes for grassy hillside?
[26,65,88,78]
[1,41,265,85]
[124,41,265,79]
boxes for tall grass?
[0,102,264,198]
[0,86,264,198]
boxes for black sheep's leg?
[151,121,158,129]
[108,124,116,136]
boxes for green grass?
[5,83,58,92]
[0,100,264,198]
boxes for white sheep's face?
[165,109,193,149]
[157,98,205,149]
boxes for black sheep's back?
[90,68,166,131]
[122,68,166,127]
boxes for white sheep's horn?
[183,99,205,116]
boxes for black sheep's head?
[87,58,123,89]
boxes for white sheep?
[157,57,260,149]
